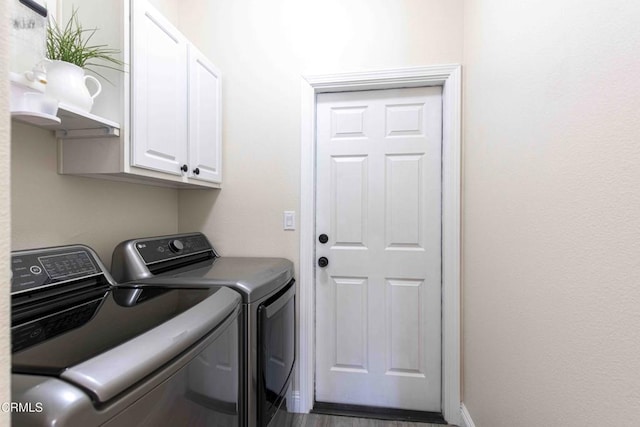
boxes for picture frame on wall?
[10,0,50,74]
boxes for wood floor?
[274,412,449,427]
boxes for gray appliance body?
[111,233,296,427]
[11,245,241,427]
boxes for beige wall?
[463,0,640,425]
[11,123,179,266]
[1,0,11,423]
[175,0,463,254]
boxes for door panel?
[315,87,442,411]
[332,156,368,247]
[188,45,222,183]
[131,0,187,175]
[333,276,368,372]
[385,154,425,249]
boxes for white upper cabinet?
[57,0,222,189]
[188,45,222,184]
[131,0,188,176]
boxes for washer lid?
[12,286,240,402]
[135,257,295,302]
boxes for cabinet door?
[188,45,222,183]
[131,0,187,175]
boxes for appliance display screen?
[11,248,100,294]
[38,251,98,280]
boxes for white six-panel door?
[315,87,442,411]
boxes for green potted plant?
[45,8,123,112]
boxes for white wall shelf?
[11,103,120,140]
[11,111,61,127]
[55,104,120,139]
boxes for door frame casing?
[296,65,462,425]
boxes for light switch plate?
[283,211,296,230]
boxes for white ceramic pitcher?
[45,60,102,113]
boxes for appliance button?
[29,266,42,275]
[169,239,184,253]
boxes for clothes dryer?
[112,233,296,427]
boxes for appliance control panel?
[135,234,213,264]
[11,248,100,295]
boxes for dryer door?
[257,279,296,426]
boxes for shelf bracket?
[55,126,120,139]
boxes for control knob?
[168,239,184,253]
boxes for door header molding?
[297,64,462,425]
[304,64,460,93]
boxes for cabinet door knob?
[318,234,329,244]
[181,164,188,172]
[193,168,200,175]
[318,257,329,268]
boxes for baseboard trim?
[460,403,476,427]
[312,402,446,424]
[287,389,303,413]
